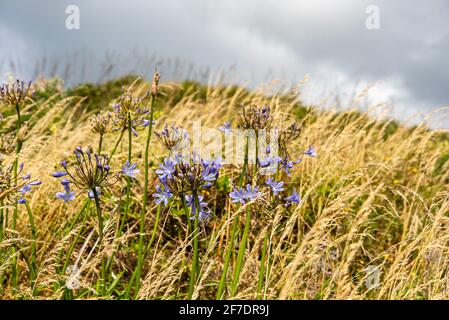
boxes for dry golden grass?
[1,76,449,300]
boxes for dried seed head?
[151,71,161,96]
[279,122,301,158]
[89,111,113,135]
[237,104,273,131]
[155,124,189,151]
[111,85,149,133]
[0,79,34,106]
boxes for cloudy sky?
[1,0,448,125]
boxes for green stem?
[216,213,239,300]
[62,201,90,274]
[135,95,155,295]
[231,207,251,296]
[11,102,22,294]
[257,232,269,300]
[25,202,37,289]
[98,134,103,155]
[188,191,200,299]
[109,129,125,163]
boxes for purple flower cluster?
[52,147,116,202]
[260,145,317,175]
[229,184,263,205]
[153,154,223,222]
[16,164,42,204]
[0,79,34,106]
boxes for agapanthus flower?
[88,187,102,199]
[52,147,117,201]
[0,79,34,106]
[219,122,232,134]
[56,180,76,203]
[155,124,189,151]
[185,194,210,221]
[229,184,262,205]
[121,160,139,179]
[111,86,150,136]
[279,157,301,176]
[153,184,173,206]
[243,184,263,202]
[284,189,301,207]
[155,157,177,180]
[156,154,222,197]
[229,187,246,204]
[266,178,284,195]
[0,159,41,204]
[303,145,317,157]
[238,104,273,130]
[89,111,114,135]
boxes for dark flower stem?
[257,232,269,300]
[135,94,156,296]
[92,188,103,242]
[25,202,37,289]
[11,102,22,294]
[98,134,103,155]
[109,129,125,163]
[188,191,200,299]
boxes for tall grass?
[1,75,449,300]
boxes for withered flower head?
[155,124,189,151]
[111,86,150,136]
[151,71,161,96]
[89,111,113,135]
[0,79,34,106]
[237,104,273,131]
[279,122,301,158]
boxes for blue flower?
[186,194,210,221]
[266,178,284,195]
[279,157,301,176]
[52,171,68,178]
[153,184,173,206]
[155,157,176,180]
[303,145,317,157]
[88,187,102,199]
[219,122,232,134]
[56,181,76,203]
[229,187,246,204]
[284,189,301,207]
[121,160,139,178]
[243,184,262,202]
[259,155,282,168]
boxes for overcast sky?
[1,0,448,126]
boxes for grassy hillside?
[1,75,449,300]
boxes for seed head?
[0,79,34,106]
[89,111,113,135]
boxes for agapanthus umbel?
[89,111,114,136]
[229,184,263,205]
[52,147,117,201]
[237,104,273,130]
[0,79,34,106]
[111,86,151,136]
[278,122,301,158]
[153,153,222,221]
[155,153,222,198]
[155,124,189,151]
[0,160,41,204]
